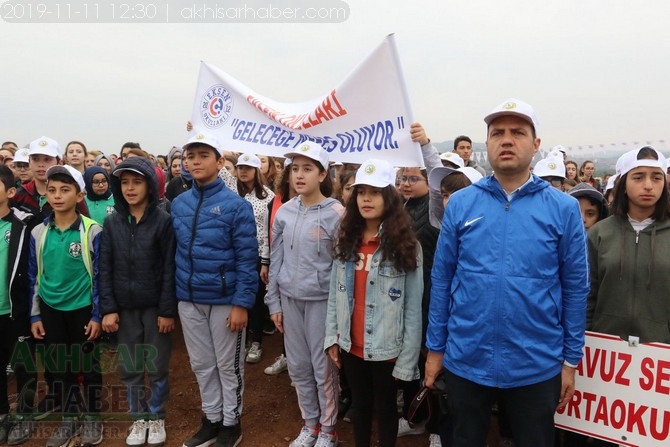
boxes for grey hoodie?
[265,196,344,314]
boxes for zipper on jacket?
[129,216,137,295]
[187,188,205,301]
[635,230,639,244]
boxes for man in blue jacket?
[425,99,589,447]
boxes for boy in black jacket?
[0,165,37,445]
[99,157,176,447]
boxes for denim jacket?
[324,243,423,381]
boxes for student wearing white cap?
[265,141,344,447]
[533,156,566,190]
[325,159,422,447]
[12,137,89,222]
[584,146,670,447]
[233,154,275,365]
[426,99,589,447]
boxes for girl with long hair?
[325,159,422,447]
[585,146,670,447]
[265,142,343,447]
[235,154,275,364]
[579,160,600,190]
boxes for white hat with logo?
[534,157,566,179]
[46,165,86,192]
[428,166,483,190]
[351,159,397,188]
[284,141,329,170]
[29,136,61,158]
[183,132,222,157]
[484,98,540,134]
[14,147,30,163]
[237,153,262,169]
[440,152,465,168]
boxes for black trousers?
[38,301,102,415]
[444,368,561,447]
[341,350,398,447]
[0,314,36,414]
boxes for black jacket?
[99,157,177,317]
[4,208,34,323]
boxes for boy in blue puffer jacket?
[171,133,258,447]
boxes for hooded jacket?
[587,215,670,343]
[265,196,344,314]
[427,175,589,388]
[99,157,177,317]
[3,208,35,322]
[83,166,115,225]
[171,177,258,308]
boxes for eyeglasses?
[92,180,108,186]
[14,163,29,170]
[396,175,426,186]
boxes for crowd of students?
[0,117,666,447]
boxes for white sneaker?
[263,354,288,375]
[314,431,338,447]
[126,420,148,446]
[289,426,318,447]
[147,419,166,447]
[429,433,442,447]
[246,342,263,363]
[397,417,425,437]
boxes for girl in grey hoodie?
[265,142,344,447]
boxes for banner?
[555,331,670,446]
[190,34,423,167]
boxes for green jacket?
[587,215,670,343]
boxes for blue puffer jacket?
[171,177,258,308]
[426,175,589,388]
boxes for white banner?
[555,331,670,446]
[189,34,423,167]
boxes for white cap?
[484,98,540,134]
[14,148,30,163]
[331,161,344,167]
[284,141,329,170]
[428,166,483,190]
[46,165,86,192]
[29,136,61,158]
[440,152,465,168]
[616,146,668,177]
[237,153,262,169]
[534,157,566,179]
[605,174,618,192]
[183,132,221,157]
[351,159,397,188]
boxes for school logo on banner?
[200,84,234,129]
[68,242,82,259]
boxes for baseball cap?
[183,132,221,158]
[46,165,85,192]
[237,153,262,169]
[551,145,567,156]
[615,146,667,177]
[440,152,465,168]
[567,182,605,204]
[351,159,397,188]
[484,98,540,134]
[534,157,566,179]
[428,166,483,190]
[29,136,61,158]
[284,141,329,170]
[14,148,30,163]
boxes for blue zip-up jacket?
[171,177,258,308]
[426,174,589,388]
[325,243,424,381]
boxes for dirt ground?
[11,319,505,447]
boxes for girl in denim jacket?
[325,159,423,447]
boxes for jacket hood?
[110,157,159,216]
[83,166,112,201]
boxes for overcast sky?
[2,0,669,159]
